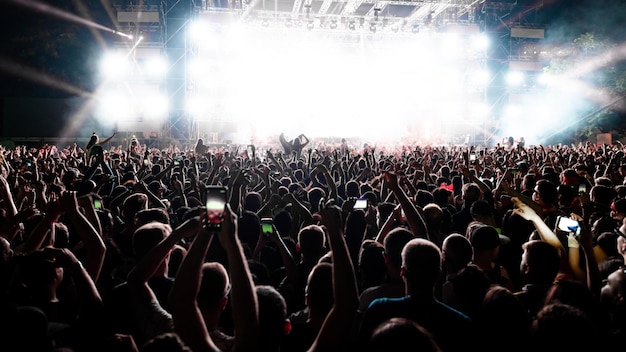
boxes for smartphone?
[205,186,228,230]
[510,168,519,175]
[143,159,149,166]
[353,199,368,210]
[261,217,274,238]
[469,153,476,162]
[555,216,581,237]
[173,159,180,166]
[578,183,587,195]
[93,199,103,210]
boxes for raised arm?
[512,197,575,280]
[216,204,259,352]
[169,217,220,352]
[61,191,107,283]
[382,171,428,239]
[308,203,359,352]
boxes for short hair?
[535,179,559,206]
[522,240,560,285]
[141,332,192,352]
[422,204,443,227]
[383,228,415,268]
[369,318,442,352]
[442,234,473,272]
[305,263,334,315]
[135,208,170,227]
[122,193,149,222]
[470,200,493,219]
[197,262,230,312]
[256,285,288,351]
[401,238,442,287]
[432,187,452,206]
[530,303,595,351]
[244,191,262,213]
[297,224,326,256]
[132,222,172,261]
[461,183,481,203]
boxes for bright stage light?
[472,34,490,51]
[188,20,211,43]
[143,94,169,117]
[537,72,553,85]
[99,91,133,119]
[100,52,129,79]
[471,69,491,87]
[190,15,491,143]
[145,57,168,77]
[506,71,525,86]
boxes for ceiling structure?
[202,0,493,32]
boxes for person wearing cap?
[467,223,514,291]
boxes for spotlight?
[285,18,293,28]
[307,21,314,31]
[261,19,270,27]
[330,20,337,29]
[369,22,376,33]
[348,21,356,30]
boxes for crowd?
[0,132,625,351]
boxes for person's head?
[532,179,559,209]
[122,193,149,223]
[135,208,170,228]
[590,184,617,209]
[256,285,291,352]
[422,204,444,231]
[197,262,230,314]
[297,224,326,261]
[469,224,501,258]
[141,332,192,352]
[442,234,473,274]
[368,318,442,352]
[470,200,495,224]
[345,180,361,199]
[307,187,327,213]
[529,303,595,352]
[415,189,434,208]
[243,191,263,213]
[432,187,453,207]
[383,228,415,274]
[401,238,442,293]
[305,262,334,319]
[520,240,560,286]
[133,222,173,263]
[358,240,387,290]
[461,183,481,205]
[237,210,261,256]
[601,266,626,316]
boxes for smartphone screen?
[93,199,103,210]
[578,183,587,194]
[206,186,228,229]
[556,216,580,237]
[353,199,368,210]
[261,217,273,238]
[470,153,476,161]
